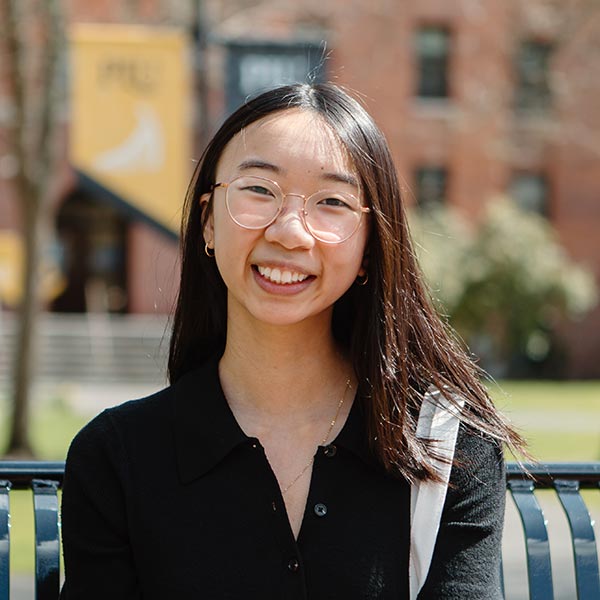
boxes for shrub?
[410,198,598,377]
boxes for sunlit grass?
[1,395,88,461]
[488,380,600,461]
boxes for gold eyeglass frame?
[212,175,371,244]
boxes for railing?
[505,463,600,600]
[0,462,599,599]
[0,462,64,600]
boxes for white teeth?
[257,266,309,284]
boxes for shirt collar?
[332,394,375,467]
[172,357,375,484]
[173,357,249,484]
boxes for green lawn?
[488,380,600,461]
[0,396,88,461]
[1,380,599,574]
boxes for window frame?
[515,38,554,113]
[415,25,452,100]
[509,171,551,217]
[414,165,449,209]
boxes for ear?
[200,192,214,248]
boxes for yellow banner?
[70,24,192,234]
[0,231,65,306]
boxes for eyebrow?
[237,159,281,174]
[321,171,359,188]
[237,158,359,188]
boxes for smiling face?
[202,108,370,331]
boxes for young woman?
[60,83,523,599]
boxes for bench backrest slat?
[0,481,10,600]
[554,479,600,599]
[507,478,555,600]
[32,481,60,600]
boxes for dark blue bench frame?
[505,463,600,600]
[0,462,64,600]
[0,461,599,599]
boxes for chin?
[245,302,334,330]
[254,311,325,328]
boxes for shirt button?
[323,444,337,457]
[288,558,300,572]
[314,503,328,517]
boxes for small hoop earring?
[356,272,369,286]
[204,243,215,258]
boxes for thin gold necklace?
[281,378,352,495]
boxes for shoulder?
[65,359,222,478]
[68,385,174,454]
[68,358,216,451]
[453,424,505,483]
[445,423,506,520]
[63,385,176,485]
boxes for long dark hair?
[169,83,524,483]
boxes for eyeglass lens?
[225,176,363,243]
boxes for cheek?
[340,228,369,271]
[212,207,243,251]
[212,214,259,284]
[325,242,365,286]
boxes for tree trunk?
[1,0,64,458]
[5,177,41,457]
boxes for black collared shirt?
[60,358,505,600]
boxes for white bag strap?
[409,388,464,599]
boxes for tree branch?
[34,0,66,201]
[0,0,27,183]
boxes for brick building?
[1,0,599,375]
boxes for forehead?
[215,108,355,181]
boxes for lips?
[256,265,310,284]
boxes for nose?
[263,194,315,250]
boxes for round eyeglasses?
[212,175,370,244]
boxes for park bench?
[0,461,599,599]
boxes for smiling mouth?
[254,265,312,285]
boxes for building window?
[515,40,553,112]
[510,173,549,215]
[225,41,325,113]
[416,27,450,98]
[415,166,448,208]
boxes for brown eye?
[318,196,351,209]
[244,185,275,196]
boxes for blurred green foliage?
[411,198,598,377]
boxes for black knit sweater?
[60,358,505,599]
